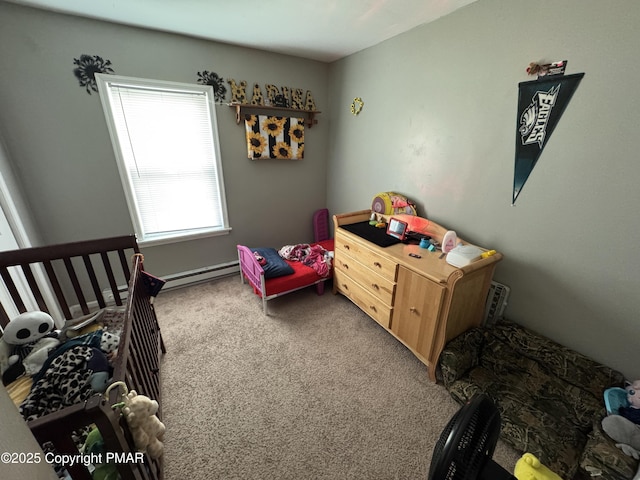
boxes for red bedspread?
[261,239,334,297]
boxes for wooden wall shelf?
[228,103,320,128]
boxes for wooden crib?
[0,235,165,480]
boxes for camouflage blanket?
[438,320,629,479]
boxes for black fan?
[429,394,517,480]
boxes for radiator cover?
[484,280,510,327]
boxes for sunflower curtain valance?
[245,114,304,160]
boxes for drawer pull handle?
[343,263,349,270]
[371,283,379,290]
[373,262,382,268]
[342,284,349,290]
[369,305,377,311]
[410,307,418,314]
[344,244,350,250]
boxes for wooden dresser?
[332,210,502,381]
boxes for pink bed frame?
[237,209,333,315]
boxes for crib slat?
[20,263,49,314]
[43,260,72,320]
[0,303,10,327]
[101,251,122,305]
[131,309,158,397]
[83,254,106,309]
[118,248,131,279]
[63,257,89,315]
[51,432,93,480]
[130,312,157,398]
[132,315,154,376]
[0,266,26,313]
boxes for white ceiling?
[5,0,478,62]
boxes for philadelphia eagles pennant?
[513,72,584,204]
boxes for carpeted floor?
[154,275,520,480]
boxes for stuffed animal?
[603,415,640,459]
[514,453,562,480]
[602,382,640,480]
[611,381,640,426]
[83,427,119,480]
[121,389,165,458]
[87,347,110,393]
[0,340,12,377]
[627,380,640,408]
[1,311,60,385]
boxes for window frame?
[95,73,230,247]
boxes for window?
[96,74,230,246]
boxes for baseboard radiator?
[484,280,510,327]
[78,260,241,314]
[160,260,240,290]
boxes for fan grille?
[429,395,502,480]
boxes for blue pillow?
[250,247,294,279]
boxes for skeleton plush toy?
[0,311,60,385]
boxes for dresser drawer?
[334,251,395,305]
[334,270,392,329]
[335,231,397,282]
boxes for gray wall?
[327,0,640,379]
[0,2,329,277]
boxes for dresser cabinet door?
[391,266,444,358]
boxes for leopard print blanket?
[19,329,118,422]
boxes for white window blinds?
[96,75,229,245]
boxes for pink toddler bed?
[237,209,333,314]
